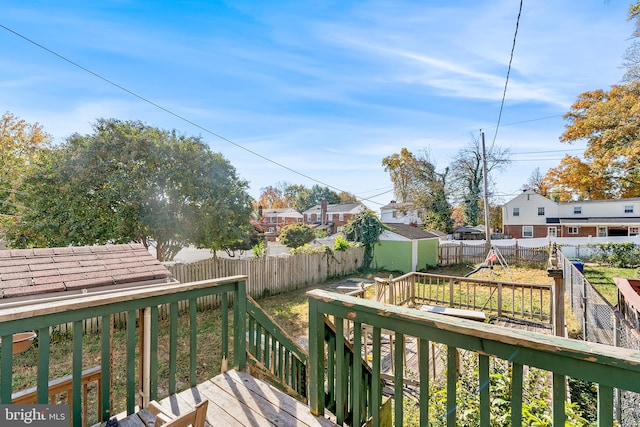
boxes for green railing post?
[1,333,13,403]
[552,373,566,426]
[189,298,197,387]
[101,315,111,421]
[234,279,247,370]
[479,354,490,427]
[308,297,324,417]
[72,320,83,426]
[446,346,458,427]
[126,311,137,415]
[37,327,50,404]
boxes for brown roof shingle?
[0,244,172,300]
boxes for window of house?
[537,207,545,216]
[630,227,639,236]
[548,227,557,237]
[339,213,344,221]
[625,205,634,213]
[522,226,533,238]
[512,207,520,217]
[568,226,579,235]
[573,206,582,214]
[598,226,607,237]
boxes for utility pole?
[481,131,492,250]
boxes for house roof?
[303,203,365,215]
[383,223,438,240]
[0,244,171,300]
[261,208,302,216]
[551,217,640,224]
[454,227,484,234]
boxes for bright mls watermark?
[0,405,69,426]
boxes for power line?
[511,148,582,155]
[0,23,388,206]
[490,0,524,147]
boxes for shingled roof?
[0,244,172,301]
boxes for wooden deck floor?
[117,370,338,427]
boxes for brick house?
[257,208,304,241]
[502,189,640,239]
[302,203,366,235]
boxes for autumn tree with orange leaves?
[544,81,640,200]
[544,4,640,201]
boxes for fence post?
[613,314,622,424]
[582,278,589,342]
[547,244,565,337]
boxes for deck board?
[151,370,338,427]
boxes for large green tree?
[0,112,51,232]
[9,119,253,261]
[293,184,341,212]
[382,148,453,233]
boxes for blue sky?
[1,1,635,210]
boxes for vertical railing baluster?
[394,333,404,427]
[446,346,457,427]
[511,362,523,427]
[598,384,614,427]
[234,280,247,371]
[308,297,324,417]
[372,327,382,427]
[150,307,158,402]
[101,315,111,420]
[352,322,362,426]
[1,333,13,403]
[419,338,429,427]
[169,302,178,395]
[479,354,490,427]
[37,327,50,403]
[189,298,197,387]
[125,311,136,415]
[327,327,336,412]
[335,318,345,425]
[552,373,566,426]
[221,292,229,364]
[72,320,83,426]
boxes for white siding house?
[503,190,640,238]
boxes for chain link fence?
[559,249,640,426]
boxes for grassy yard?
[582,264,638,305]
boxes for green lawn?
[582,265,638,305]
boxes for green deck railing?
[308,288,640,427]
[0,277,247,427]
[246,295,308,400]
[376,272,552,323]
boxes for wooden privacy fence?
[375,272,553,324]
[166,247,365,299]
[51,248,365,336]
[439,242,549,267]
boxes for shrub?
[279,223,315,248]
[334,235,350,251]
[589,242,640,268]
